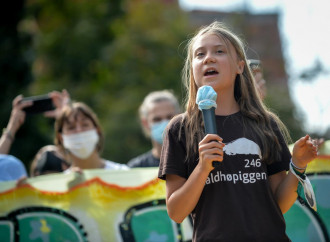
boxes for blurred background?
[1,0,329,169]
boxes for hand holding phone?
[21,95,55,114]
[43,89,71,118]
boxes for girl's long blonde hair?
[180,21,290,164]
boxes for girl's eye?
[217,50,224,54]
[196,52,204,57]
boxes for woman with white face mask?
[127,90,181,168]
[55,102,128,172]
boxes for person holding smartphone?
[0,90,70,181]
[1,90,71,154]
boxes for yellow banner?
[0,168,192,242]
[0,163,329,241]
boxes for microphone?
[196,85,220,167]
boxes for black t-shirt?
[158,112,291,242]
[127,150,160,168]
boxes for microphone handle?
[201,108,221,167]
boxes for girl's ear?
[236,60,245,74]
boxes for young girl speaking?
[158,21,318,241]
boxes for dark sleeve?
[158,116,188,180]
[128,151,160,168]
[127,151,151,168]
[267,121,291,176]
[127,157,142,168]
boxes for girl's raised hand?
[292,135,318,168]
[198,134,225,172]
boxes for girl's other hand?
[292,135,318,168]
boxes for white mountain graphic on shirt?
[223,138,262,158]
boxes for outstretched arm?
[0,95,32,154]
[269,135,318,214]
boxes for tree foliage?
[264,86,305,142]
[95,1,191,162]
[21,0,191,164]
[2,0,315,169]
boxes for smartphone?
[22,94,55,114]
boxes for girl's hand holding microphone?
[198,134,225,172]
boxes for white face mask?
[62,129,99,159]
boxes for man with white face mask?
[55,102,128,172]
[127,90,181,168]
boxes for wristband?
[289,162,317,211]
[290,158,307,170]
[290,160,305,178]
[290,160,306,180]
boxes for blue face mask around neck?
[150,120,170,144]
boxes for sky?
[179,0,330,135]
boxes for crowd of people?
[0,88,180,181]
[0,90,130,181]
[0,20,324,241]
